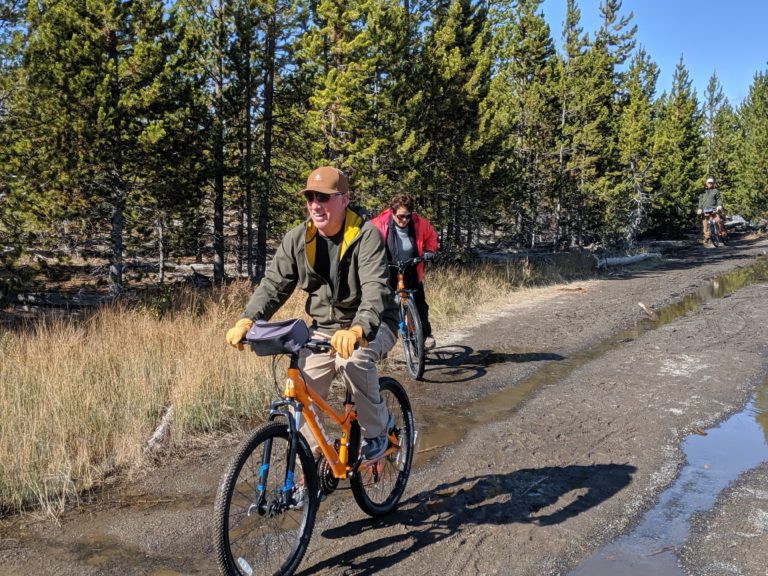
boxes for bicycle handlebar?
[304,339,334,353]
[238,337,343,355]
[388,256,425,271]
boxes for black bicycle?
[389,257,426,380]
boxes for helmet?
[706,177,714,184]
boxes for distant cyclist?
[371,193,439,349]
[696,176,727,245]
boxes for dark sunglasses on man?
[304,191,343,203]
[394,212,412,220]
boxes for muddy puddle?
[569,379,768,576]
[415,258,768,463]
[412,258,768,573]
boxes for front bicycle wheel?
[350,377,415,517]
[709,220,719,246]
[400,298,425,380]
[213,421,318,576]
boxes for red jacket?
[370,208,438,283]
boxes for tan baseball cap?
[706,177,714,184]
[301,166,349,195]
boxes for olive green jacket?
[242,208,397,340]
[698,188,722,211]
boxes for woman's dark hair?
[389,193,414,213]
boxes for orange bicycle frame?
[283,366,357,480]
[282,362,400,479]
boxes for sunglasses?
[394,212,412,220]
[304,191,343,203]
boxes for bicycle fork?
[250,402,304,516]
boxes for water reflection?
[754,384,768,447]
[649,259,768,329]
[570,373,768,576]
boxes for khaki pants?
[299,323,397,453]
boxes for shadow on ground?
[410,345,564,384]
[304,463,636,575]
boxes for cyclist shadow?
[306,462,635,575]
[418,345,564,384]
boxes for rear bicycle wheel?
[213,421,318,576]
[350,377,415,517]
[400,298,425,380]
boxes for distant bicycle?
[389,257,427,380]
[213,319,415,576]
[702,207,728,247]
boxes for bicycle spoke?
[350,378,414,517]
[214,422,318,576]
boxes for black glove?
[423,251,435,262]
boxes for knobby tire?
[709,220,720,247]
[350,377,415,517]
[213,422,318,576]
[401,297,425,380]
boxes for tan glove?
[331,325,367,359]
[225,318,254,351]
[696,208,702,215]
[716,205,723,212]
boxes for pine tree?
[18,0,208,291]
[701,72,739,213]
[300,0,370,167]
[292,0,409,211]
[350,0,412,209]
[553,0,588,248]
[0,1,32,294]
[405,0,489,259]
[576,0,635,244]
[736,70,768,218]
[612,47,658,245]
[130,1,209,283]
[479,0,558,248]
[650,57,703,237]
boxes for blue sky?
[540,0,768,106]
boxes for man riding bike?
[696,176,727,245]
[225,166,398,462]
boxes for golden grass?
[0,258,590,515]
[0,283,306,515]
[425,258,573,331]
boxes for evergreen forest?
[1,0,767,294]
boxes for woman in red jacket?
[371,193,439,349]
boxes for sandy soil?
[1,235,767,576]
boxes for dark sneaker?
[362,414,394,461]
[424,336,436,349]
[361,434,389,462]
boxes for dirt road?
[2,236,768,576]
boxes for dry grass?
[0,282,306,515]
[0,258,590,515]
[425,258,573,331]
